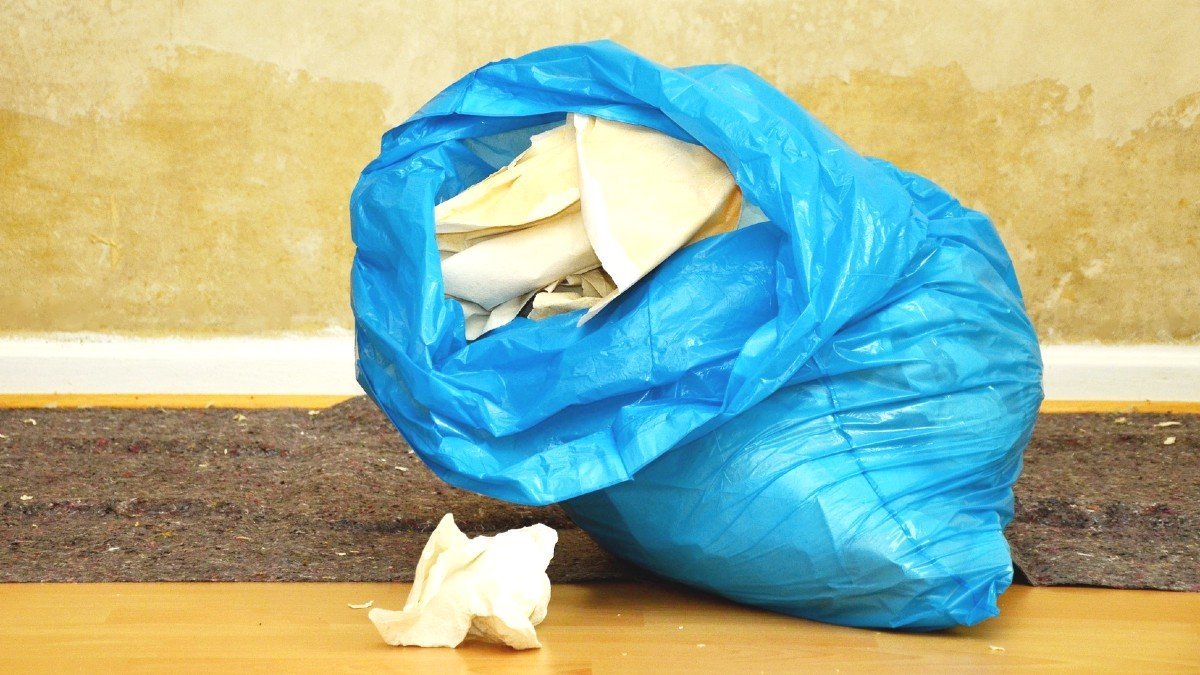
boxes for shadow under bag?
[350,40,1043,630]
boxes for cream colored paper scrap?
[368,513,558,650]
[572,114,737,324]
[437,114,740,335]
[458,291,537,341]
[435,123,579,233]
[440,204,599,310]
[572,113,736,291]
[528,291,602,320]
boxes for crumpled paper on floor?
[368,513,558,650]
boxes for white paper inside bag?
[577,180,743,326]
[528,291,602,320]
[441,204,599,310]
[368,513,558,650]
[458,292,535,341]
[686,187,744,246]
[437,226,509,254]
[527,268,617,320]
[435,124,580,233]
[572,113,736,291]
[436,114,741,336]
[573,268,617,298]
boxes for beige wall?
[3,1,1198,342]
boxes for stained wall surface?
[3,1,1197,342]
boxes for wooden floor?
[1,582,1196,673]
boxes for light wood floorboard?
[1,582,1197,673]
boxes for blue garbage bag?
[350,41,1043,630]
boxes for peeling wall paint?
[1,48,386,333]
[2,0,1197,341]
[795,67,1200,343]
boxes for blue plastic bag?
[351,41,1042,630]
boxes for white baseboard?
[1037,345,1200,402]
[0,336,1197,401]
[0,334,362,396]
